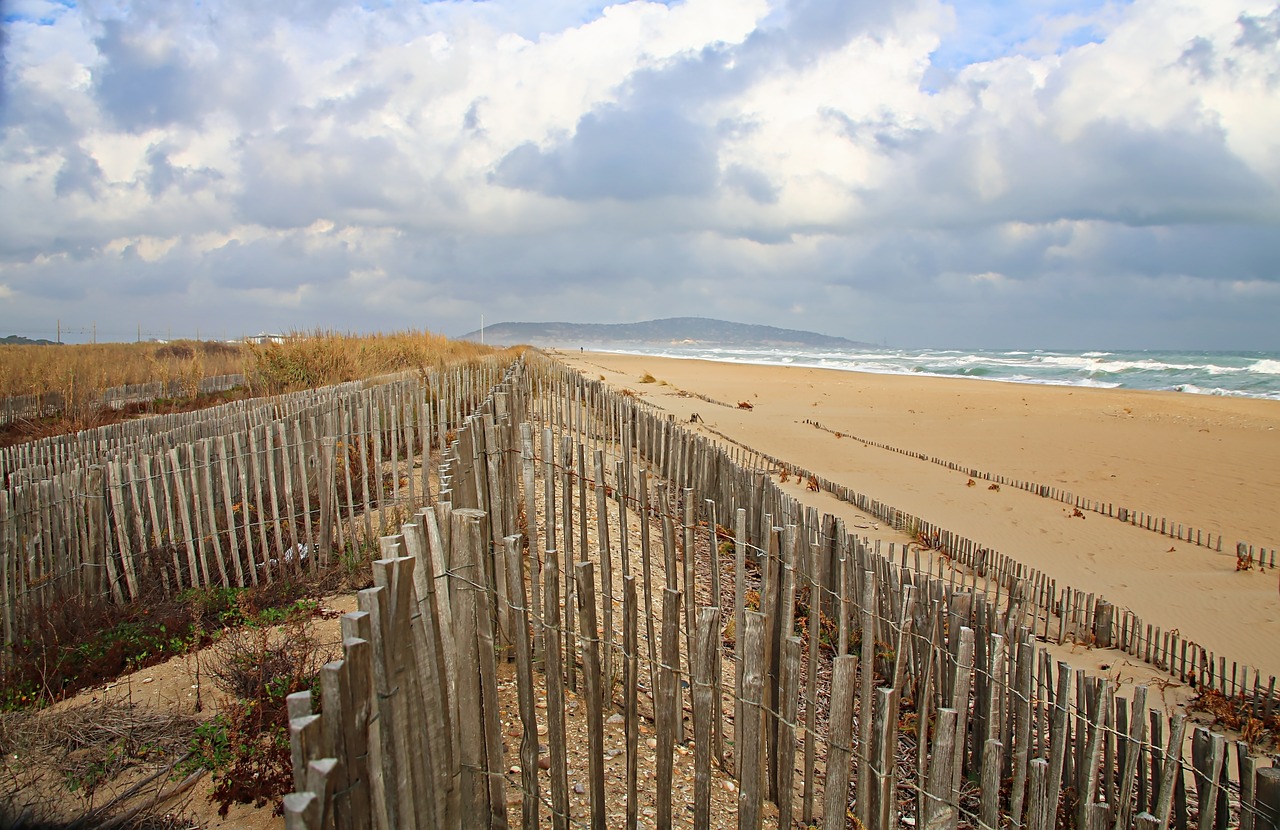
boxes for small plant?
[1188,688,1280,752]
[0,578,323,712]
[335,540,373,586]
[793,589,838,654]
[639,372,658,384]
[206,616,327,703]
[197,614,334,815]
[183,715,234,775]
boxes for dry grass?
[243,329,506,395]
[0,330,515,444]
[0,330,506,404]
[0,699,199,825]
[0,341,244,409]
[0,700,193,763]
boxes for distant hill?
[458,317,871,349]
[1,335,60,346]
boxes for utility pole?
[480,314,485,346]
[56,319,60,344]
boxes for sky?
[1,0,1278,349]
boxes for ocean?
[604,346,1280,401]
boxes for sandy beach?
[558,350,1280,680]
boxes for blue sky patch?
[929,0,1124,70]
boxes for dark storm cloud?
[493,105,719,201]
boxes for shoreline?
[558,349,1280,677]
[589,345,1280,401]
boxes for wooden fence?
[282,356,1279,829]
[695,421,1279,713]
[0,373,248,426]
[798,417,1276,568]
[0,357,511,645]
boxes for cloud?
[493,105,719,201]
[1235,4,1280,51]
[92,21,208,132]
[144,144,223,197]
[54,143,105,198]
[0,0,1276,349]
[723,163,779,204]
[235,127,409,228]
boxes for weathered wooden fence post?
[739,611,767,830]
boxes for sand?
[558,350,1280,680]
